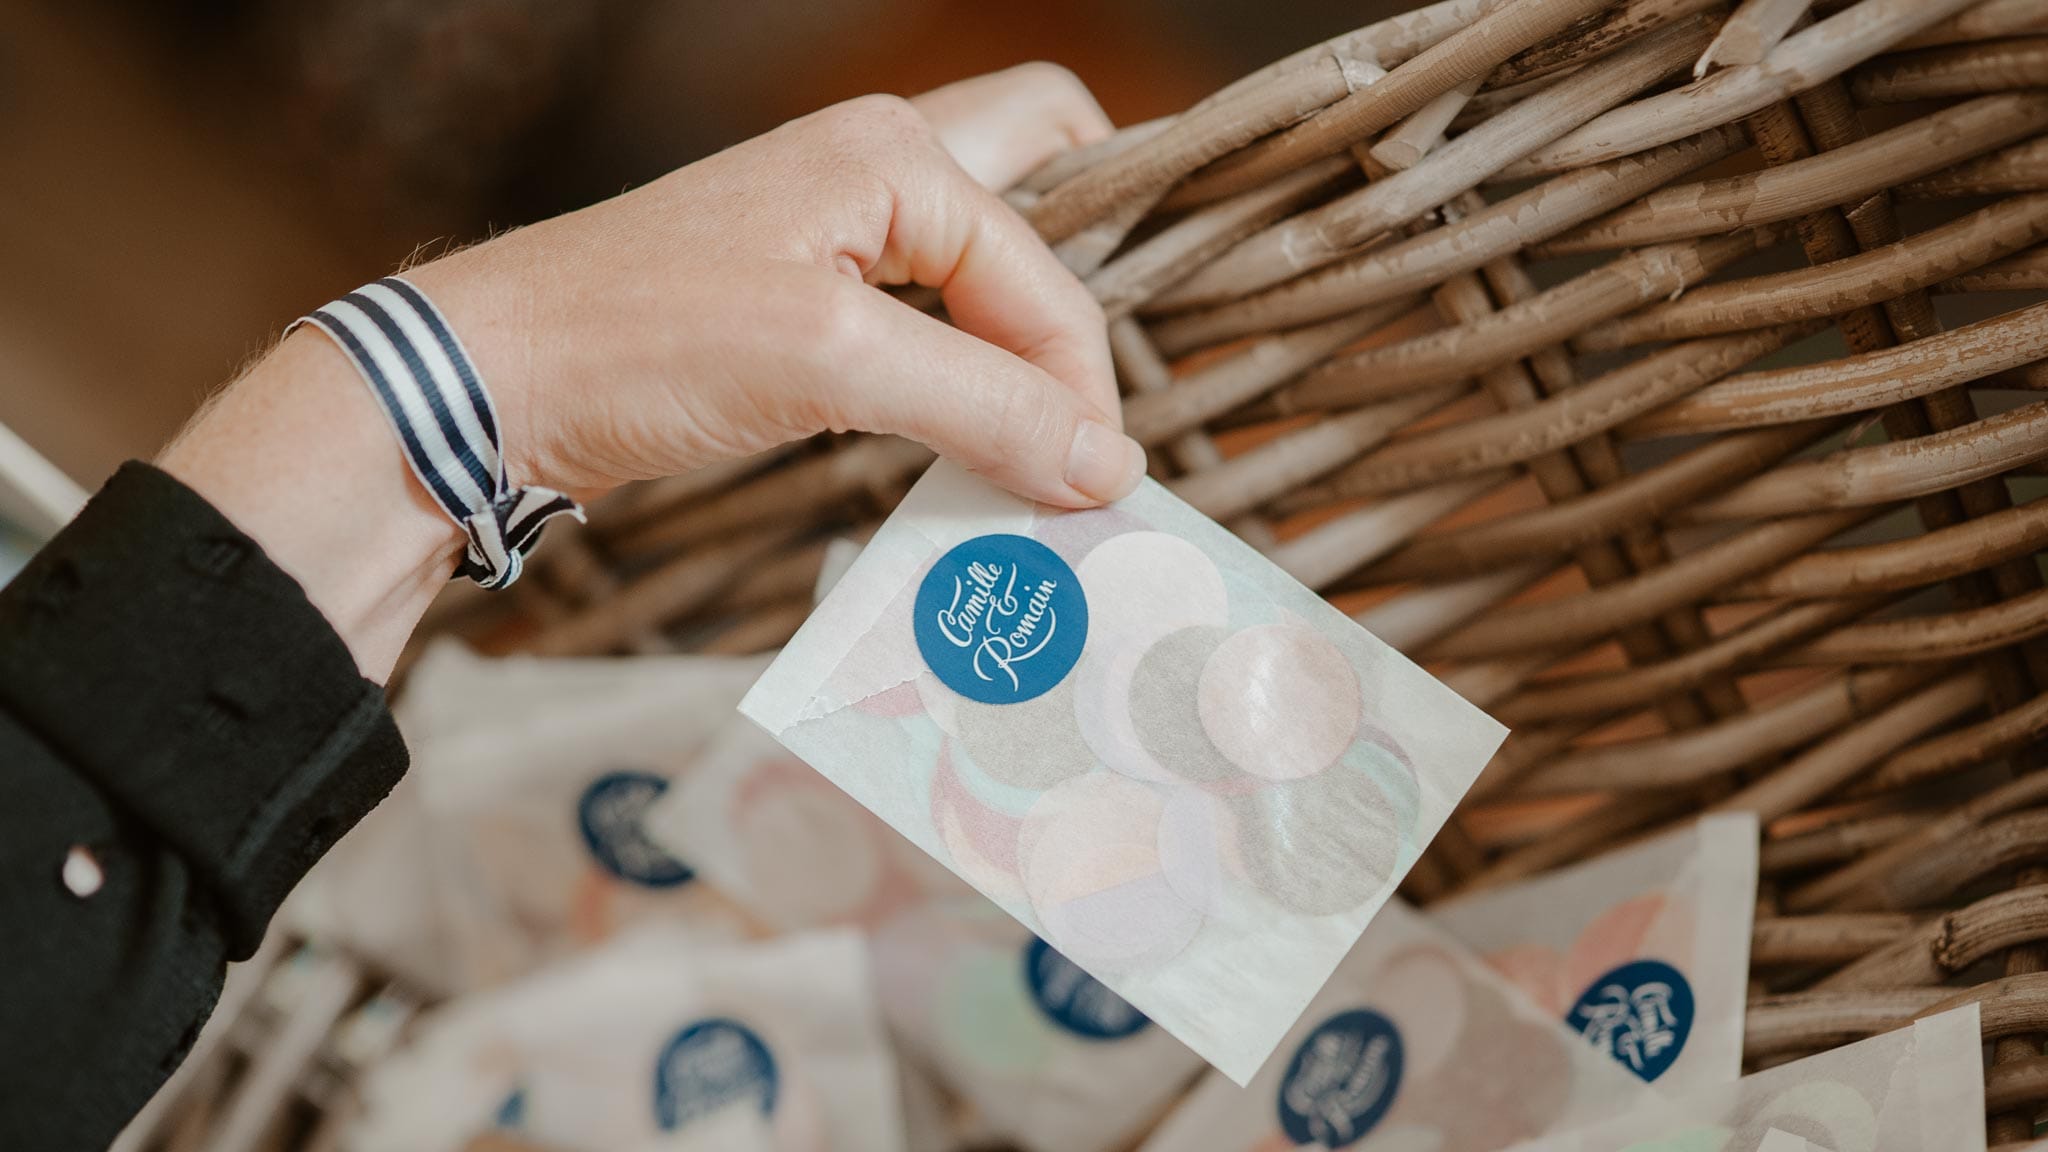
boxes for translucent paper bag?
[351,928,903,1152]
[1501,1004,1984,1152]
[742,461,1508,1081]
[293,642,584,989]
[871,897,1206,1152]
[410,642,765,987]
[1138,900,1647,1152]
[641,716,968,932]
[1431,813,1759,1091]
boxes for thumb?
[806,276,1145,508]
[908,63,1114,191]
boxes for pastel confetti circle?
[1199,622,1362,781]
[1074,639,1178,784]
[1369,946,1470,1080]
[1483,944,1568,1016]
[1227,766,1397,915]
[1393,976,1575,1147]
[1020,774,1203,971]
[1129,626,1241,783]
[1072,531,1228,653]
[954,677,1096,790]
[931,741,1028,904]
[1157,787,1230,915]
[1562,895,1667,1010]
[1039,874,1202,975]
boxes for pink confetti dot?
[1198,622,1362,781]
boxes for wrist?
[158,330,466,682]
[401,233,598,500]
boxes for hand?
[160,64,1136,680]
[413,62,1141,508]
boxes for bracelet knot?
[290,275,582,589]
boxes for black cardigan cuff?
[0,462,408,957]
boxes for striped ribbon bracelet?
[290,276,582,589]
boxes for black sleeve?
[0,463,409,1151]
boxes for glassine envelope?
[405,644,765,988]
[1501,1004,1983,1152]
[871,897,1206,1152]
[741,460,1509,1082]
[1138,900,1649,1152]
[1431,813,1760,1093]
[293,641,763,992]
[350,927,904,1152]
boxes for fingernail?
[1065,421,1146,503]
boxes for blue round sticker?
[1276,1009,1404,1149]
[1565,959,1694,1083]
[913,533,1086,704]
[653,1018,778,1131]
[577,770,693,888]
[493,1087,526,1129]
[1023,936,1151,1040]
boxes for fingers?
[908,63,1113,190]
[823,97,1120,428]
[802,272,1144,507]
[896,162,1124,426]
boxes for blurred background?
[0,0,1417,490]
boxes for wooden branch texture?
[415,2,2048,1139]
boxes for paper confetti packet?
[351,927,903,1152]
[741,461,1508,1082]
[1430,813,1760,1091]
[1139,899,1650,1152]
[1501,1004,1984,1152]
[302,641,765,990]
[295,639,752,990]
[870,896,1206,1152]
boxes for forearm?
[159,72,1137,687]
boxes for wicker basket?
[414,0,2048,1144]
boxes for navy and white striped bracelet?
[290,276,582,589]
